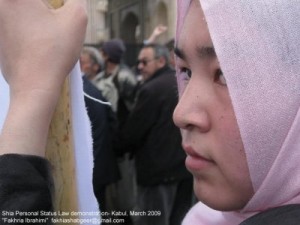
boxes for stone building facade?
[85,0,109,44]
[85,0,176,45]
[84,0,176,66]
[108,0,176,44]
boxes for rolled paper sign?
[44,0,79,222]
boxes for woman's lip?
[183,146,214,171]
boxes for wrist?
[11,88,61,106]
[0,89,61,156]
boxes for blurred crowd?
[79,25,194,225]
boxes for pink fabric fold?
[177,0,300,224]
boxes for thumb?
[63,0,87,10]
[59,0,87,21]
[57,0,88,40]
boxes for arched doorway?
[121,12,141,67]
[121,12,139,44]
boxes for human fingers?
[154,25,167,35]
[60,0,87,16]
[56,0,87,69]
[0,0,51,15]
[158,25,168,32]
[57,0,88,41]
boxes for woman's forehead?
[177,0,214,61]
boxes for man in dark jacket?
[121,44,193,225]
[80,47,120,215]
[83,76,120,214]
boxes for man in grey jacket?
[93,39,137,128]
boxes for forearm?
[144,25,167,44]
[145,33,158,45]
[0,90,60,157]
[0,0,87,157]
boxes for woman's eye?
[181,67,192,80]
[214,68,227,86]
[176,67,191,95]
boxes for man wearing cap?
[92,39,138,224]
[93,39,137,127]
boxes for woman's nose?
[173,84,211,133]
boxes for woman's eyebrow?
[174,45,216,61]
[196,46,216,59]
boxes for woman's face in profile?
[173,0,254,211]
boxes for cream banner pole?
[44,1,79,219]
[44,0,100,224]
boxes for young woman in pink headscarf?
[174,0,300,224]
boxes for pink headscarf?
[177,0,300,224]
